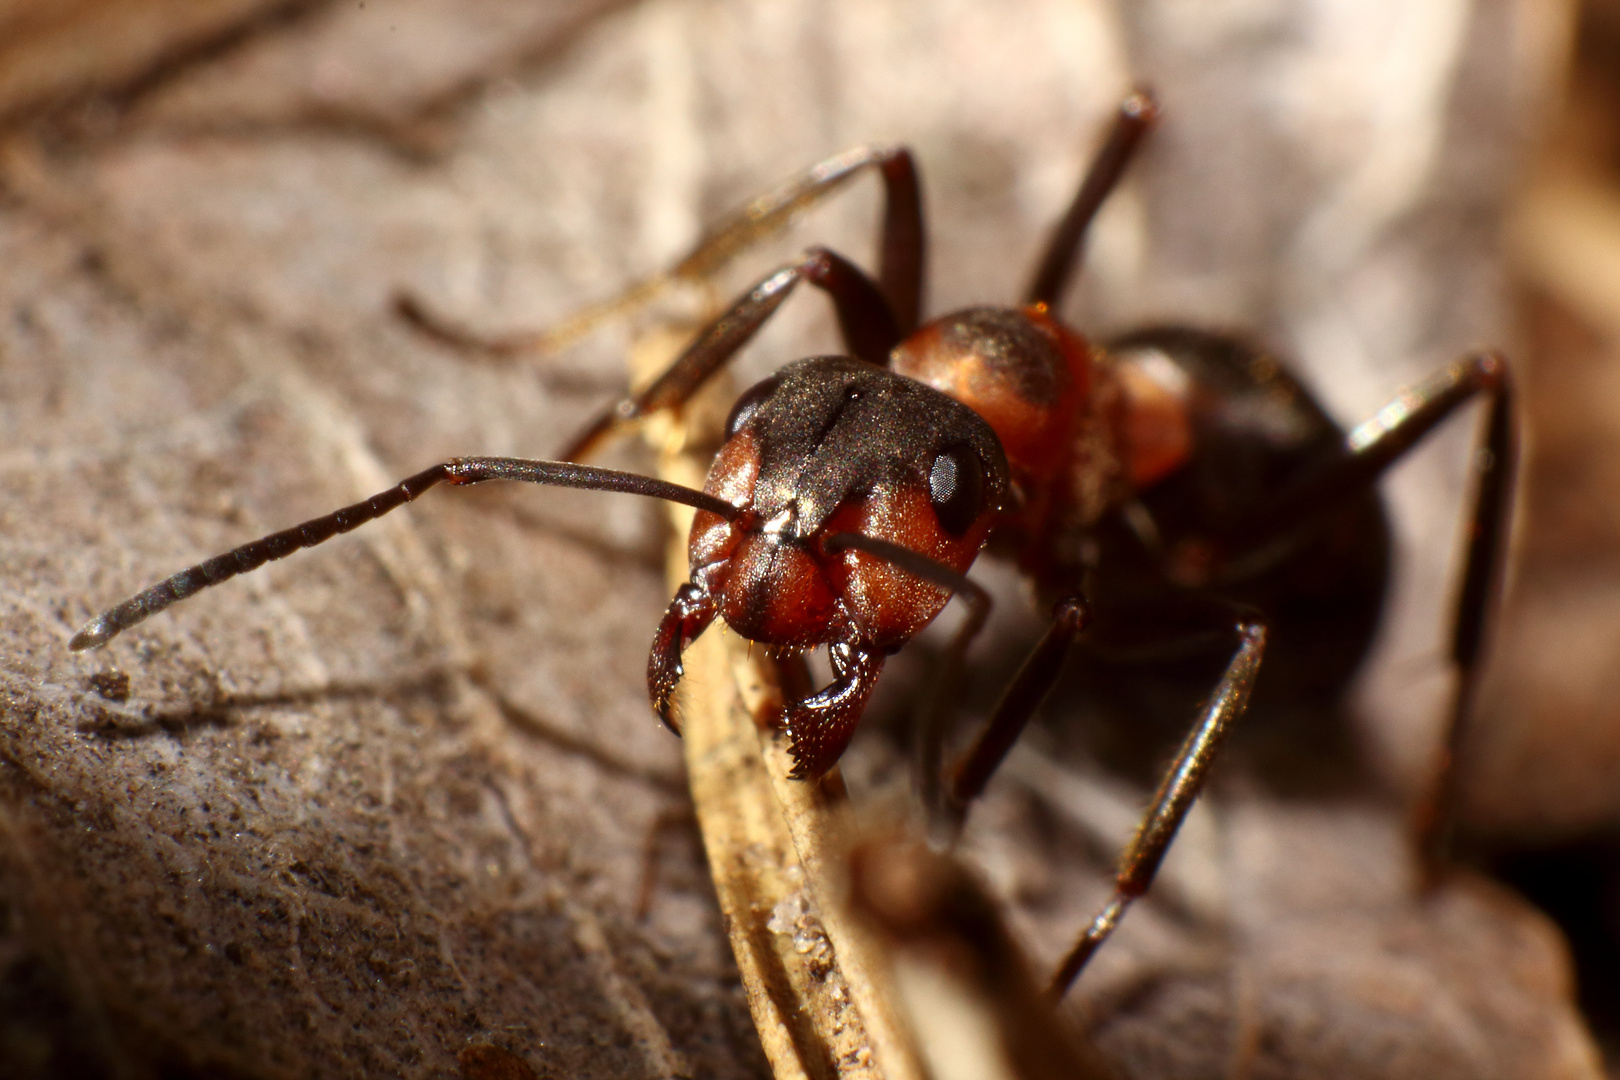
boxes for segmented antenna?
[71,458,737,650]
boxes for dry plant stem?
[641,377,923,1079]
[667,622,853,1080]
[752,693,923,1080]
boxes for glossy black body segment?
[1066,328,1392,749]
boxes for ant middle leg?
[1048,616,1267,997]
[399,144,925,357]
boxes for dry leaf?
[0,1,1602,1077]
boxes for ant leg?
[1215,352,1515,875]
[70,457,739,651]
[671,145,924,336]
[559,245,901,461]
[1025,89,1158,310]
[1049,618,1267,998]
[943,595,1092,831]
[400,144,924,356]
[1410,365,1517,877]
[1223,352,1512,560]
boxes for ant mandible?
[70,90,1514,999]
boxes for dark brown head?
[688,357,1008,651]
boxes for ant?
[69,90,1514,1000]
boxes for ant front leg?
[400,144,924,358]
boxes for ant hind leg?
[559,246,902,460]
[1410,362,1517,879]
[1215,351,1517,879]
[398,143,925,357]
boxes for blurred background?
[0,0,1615,1077]
[1478,0,1620,1064]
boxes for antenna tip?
[69,619,114,652]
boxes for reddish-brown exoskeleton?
[70,91,1514,996]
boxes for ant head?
[891,306,1091,492]
[688,357,1008,650]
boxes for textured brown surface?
[0,0,1602,1077]
[0,0,297,124]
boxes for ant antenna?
[70,457,738,651]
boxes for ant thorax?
[889,304,1148,556]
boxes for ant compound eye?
[725,375,783,440]
[929,445,985,536]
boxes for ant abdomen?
[1062,328,1395,771]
